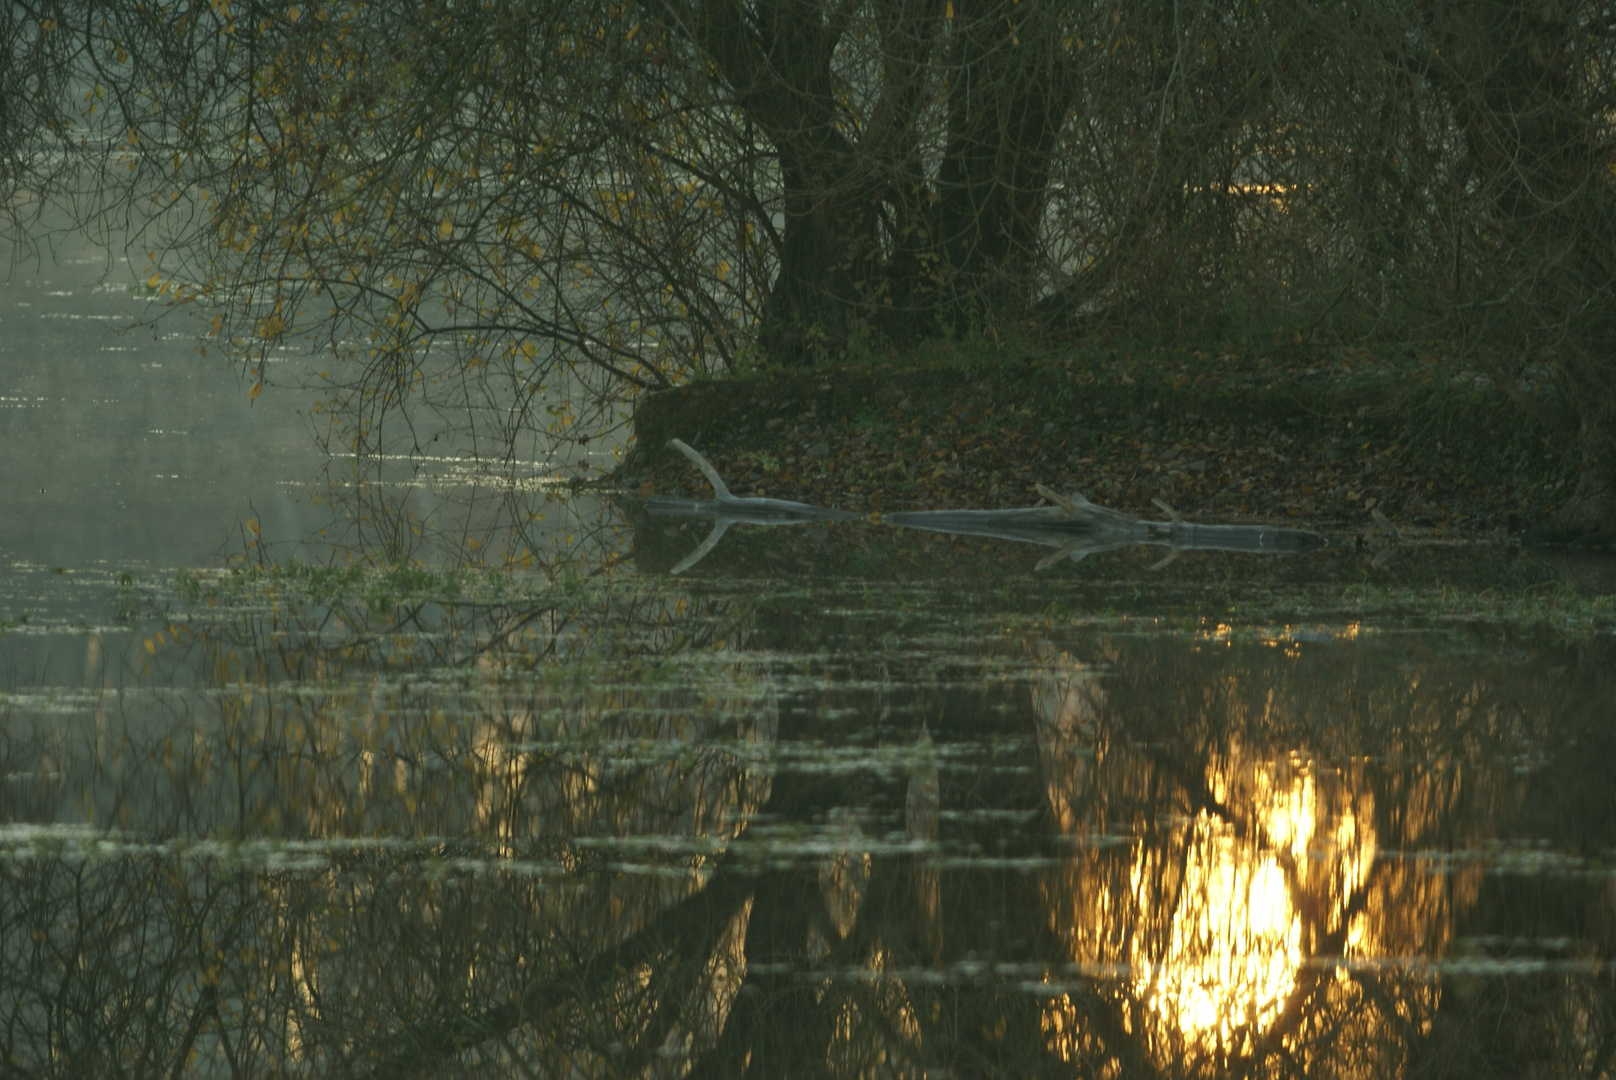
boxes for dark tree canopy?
[7,0,1616,537]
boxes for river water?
[3,245,1616,1078]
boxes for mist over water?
[0,234,617,636]
[1,234,325,567]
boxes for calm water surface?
[4,254,1616,1078]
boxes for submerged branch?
[646,440,862,572]
[886,505,1326,568]
[644,440,1326,572]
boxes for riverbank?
[608,344,1573,540]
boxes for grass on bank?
[616,336,1574,533]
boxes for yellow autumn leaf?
[439,216,454,240]
[945,1,953,18]
[249,382,263,400]
[717,260,731,282]
[146,271,161,289]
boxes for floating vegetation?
[171,559,583,611]
[3,489,1614,1077]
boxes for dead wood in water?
[643,440,861,573]
[646,440,1326,573]
[886,485,1327,570]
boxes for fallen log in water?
[644,439,860,573]
[888,487,1326,570]
[647,440,1325,573]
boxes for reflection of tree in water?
[0,572,774,1076]
[294,454,630,571]
[1033,638,1616,1078]
[5,605,1616,1076]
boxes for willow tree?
[13,0,1616,538]
[56,1,1145,445]
[636,0,1085,359]
[68,0,730,458]
[0,4,91,244]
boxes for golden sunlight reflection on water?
[1031,649,1466,1069]
[1131,759,1374,1050]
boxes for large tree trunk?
[649,0,874,365]
[759,147,879,365]
[653,0,1073,365]
[934,1,1070,326]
